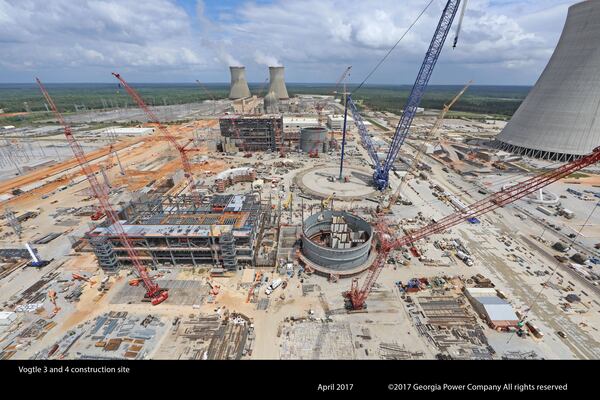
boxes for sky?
[0,0,581,85]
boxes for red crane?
[345,146,600,310]
[36,78,168,305]
[111,72,201,205]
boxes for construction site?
[2,0,600,363]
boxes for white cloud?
[0,0,580,84]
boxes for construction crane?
[333,66,352,99]
[36,78,168,306]
[283,193,293,210]
[344,145,600,310]
[321,192,335,210]
[112,73,201,205]
[195,80,217,115]
[384,81,472,211]
[344,0,463,190]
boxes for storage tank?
[300,126,328,153]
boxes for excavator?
[321,192,335,210]
[283,193,293,210]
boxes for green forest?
[0,83,529,125]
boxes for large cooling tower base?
[294,166,376,200]
[495,1,600,159]
[493,140,581,162]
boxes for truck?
[561,208,575,219]
[265,278,283,295]
[455,250,474,267]
[536,206,553,216]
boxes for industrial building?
[219,115,285,152]
[465,288,519,330]
[88,193,265,273]
[495,0,600,160]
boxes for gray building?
[88,194,264,273]
[496,0,600,161]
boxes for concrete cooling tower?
[267,66,289,100]
[228,66,251,99]
[495,0,600,161]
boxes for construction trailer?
[87,193,265,273]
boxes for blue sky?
[0,0,580,84]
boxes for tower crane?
[384,81,472,211]
[195,80,217,115]
[343,0,463,190]
[36,78,168,306]
[112,72,201,205]
[344,145,600,310]
[333,66,352,99]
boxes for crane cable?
[352,0,436,95]
[452,0,468,48]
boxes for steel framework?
[36,78,168,305]
[344,0,462,190]
[345,145,600,309]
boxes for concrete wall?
[496,1,600,158]
[301,210,372,270]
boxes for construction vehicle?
[25,242,49,268]
[90,209,105,220]
[321,192,335,210]
[343,0,464,190]
[265,278,282,295]
[246,271,263,303]
[72,273,96,286]
[36,78,168,306]
[113,73,201,206]
[283,193,293,210]
[47,290,61,318]
[344,145,600,310]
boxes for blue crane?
[342,0,463,190]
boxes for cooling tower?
[267,66,289,100]
[228,66,251,99]
[495,0,600,161]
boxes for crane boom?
[333,66,352,96]
[36,78,168,305]
[374,0,462,190]
[385,81,472,210]
[112,73,201,205]
[345,145,600,309]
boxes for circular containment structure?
[300,210,374,277]
[294,165,377,200]
[300,127,329,153]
